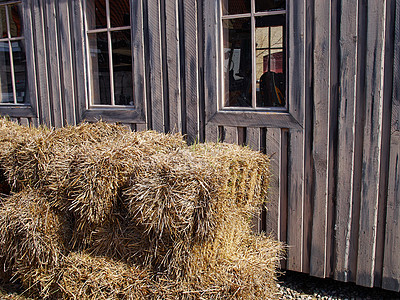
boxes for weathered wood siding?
[1,0,400,292]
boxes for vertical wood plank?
[57,1,77,125]
[382,133,400,291]
[279,128,289,269]
[19,118,29,127]
[223,126,237,144]
[205,124,218,143]
[286,129,304,272]
[310,0,331,278]
[44,0,64,127]
[182,0,199,143]
[264,128,281,240]
[32,0,51,126]
[356,0,389,287]
[247,127,261,233]
[165,0,181,133]
[382,0,400,290]
[136,123,147,132]
[334,0,361,283]
[23,1,39,121]
[146,0,164,132]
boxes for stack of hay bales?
[0,118,283,299]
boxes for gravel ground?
[277,271,400,299]
[1,271,400,299]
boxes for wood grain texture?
[279,128,289,269]
[222,126,237,144]
[57,1,77,125]
[182,0,199,143]
[146,0,164,132]
[310,0,331,278]
[286,129,304,272]
[165,0,181,133]
[356,0,388,287]
[264,128,281,240]
[32,0,51,126]
[334,0,360,283]
[44,0,64,127]
[205,124,218,142]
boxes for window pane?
[255,15,285,107]
[111,30,133,106]
[223,18,252,107]
[0,41,13,103]
[255,0,285,12]
[88,32,111,105]
[12,41,27,103]
[0,6,6,38]
[110,0,130,28]
[86,0,107,29]
[8,4,23,38]
[222,0,250,15]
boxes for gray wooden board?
[279,128,289,269]
[356,0,387,288]
[147,0,164,132]
[44,0,64,127]
[309,0,331,278]
[334,0,359,283]
[136,123,147,132]
[23,1,39,120]
[223,126,237,144]
[286,129,304,272]
[247,127,262,233]
[382,132,400,291]
[57,1,76,125]
[264,128,281,240]
[183,0,199,143]
[205,123,218,142]
[32,0,51,126]
[165,0,181,133]
[71,0,87,124]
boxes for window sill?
[82,107,145,123]
[0,105,36,118]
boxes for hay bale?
[58,252,151,299]
[0,189,68,287]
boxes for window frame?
[204,0,303,129]
[74,0,146,123]
[220,3,287,111]
[0,0,37,119]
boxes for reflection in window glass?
[255,15,285,107]
[110,0,130,27]
[255,0,285,12]
[0,41,13,103]
[12,41,27,103]
[86,0,107,29]
[222,0,250,15]
[8,4,23,37]
[223,18,252,107]
[111,31,133,106]
[88,32,111,105]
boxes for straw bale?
[58,252,151,300]
[0,190,68,284]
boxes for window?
[0,1,28,105]
[85,0,134,107]
[222,0,286,109]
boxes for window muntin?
[221,0,286,109]
[85,0,134,107]
[0,2,28,105]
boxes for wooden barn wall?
[2,0,400,292]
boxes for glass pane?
[88,32,111,105]
[86,0,107,29]
[0,6,7,38]
[111,30,133,106]
[255,15,285,107]
[8,4,23,38]
[12,41,28,103]
[223,18,251,107]
[222,0,250,15]
[110,0,130,28]
[0,41,13,103]
[255,0,285,12]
